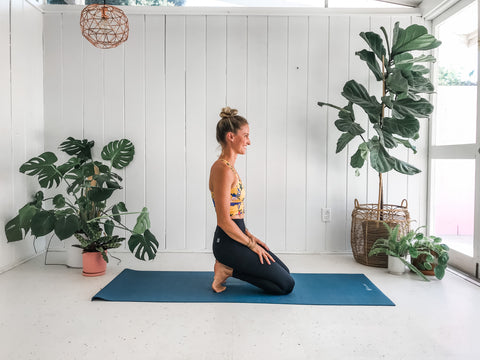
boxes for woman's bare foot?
[212,260,233,293]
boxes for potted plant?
[317,22,441,267]
[4,137,159,276]
[410,230,449,280]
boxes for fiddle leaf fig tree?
[318,22,441,202]
[4,137,159,263]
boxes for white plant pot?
[388,255,406,275]
[65,237,83,268]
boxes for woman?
[209,107,295,295]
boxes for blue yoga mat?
[92,269,394,306]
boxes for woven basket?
[351,199,410,268]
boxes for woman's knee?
[279,274,295,295]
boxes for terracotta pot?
[82,251,107,277]
[411,251,437,276]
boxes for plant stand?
[351,199,410,268]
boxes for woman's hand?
[249,240,275,265]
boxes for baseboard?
[0,251,45,274]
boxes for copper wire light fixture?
[80,1,129,49]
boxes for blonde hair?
[216,107,248,147]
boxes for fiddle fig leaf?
[5,216,23,242]
[359,31,386,62]
[30,211,56,237]
[336,132,355,153]
[411,64,430,74]
[59,137,94,162]
[392,98,433,119]
[54,214,80,240]
[391,157,421,175]
[355,49,383,81]
[19,152,61,189]
[368,139,394,173]
[383,116,420,138]
[350,143,369,169]
[386,68,409,94]
[408,71,435,94]
[128,229,159,261]
[334,119,365,136]
[133,207,151,234]
[395,54,436,66]
[392,23,441,56]
[101,139,135,170]
[341,80,382,122]
[382,95,393,108]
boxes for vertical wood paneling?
[205,16,227,249]
[326,16,350,251]
[346,16,371,251]
[226,16,247,187]
[124,15,146,242]
[145,15,166,249]
[11,0,31,258]
[186,15,207,250]
[307,16,329,252]
[165,15,186,249]
[43,13,64,250]
[246,16,268,241]
[44,14,62,150]
[39,11,428,256]
[1,1,43,271]
[62,13,83,142]
[104,28,126,240]
[0,0,14,268]
[408,16,429,227]
[286,16,308,251]
[266,16,288,251]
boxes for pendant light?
[80,1,129,49]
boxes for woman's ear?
[226,132,235,142]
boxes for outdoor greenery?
[437,66,477,86]
[369,223,449,281]
[4,137,159,263]
[318,22,441,184]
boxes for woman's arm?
[245,228,270,251]
[211,162,274,265]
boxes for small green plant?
[369,223,433,281]
[411,230,449,280]
[4,137,159,263]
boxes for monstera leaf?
[19,152,61,188]
[128,230,159,261]
[101,139,135,169]
[59,137,94,162]
[133,207,151,234]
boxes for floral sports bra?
[211,159,245,217]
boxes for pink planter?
[82,251,107,277]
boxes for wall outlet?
[322,208,331,222]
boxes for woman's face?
[229,124,250,155]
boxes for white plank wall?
[0,1,43,272]
[43,11,429,254]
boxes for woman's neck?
[219,149,237,165]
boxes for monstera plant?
[318,22,441,205]
[4,137,159,263]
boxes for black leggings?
[213,219,295,295]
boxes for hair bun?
[220,107,238,118]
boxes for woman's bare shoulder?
[210,160,234,183]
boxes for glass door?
[430,0,479,277]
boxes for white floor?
[1,253,480,360]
